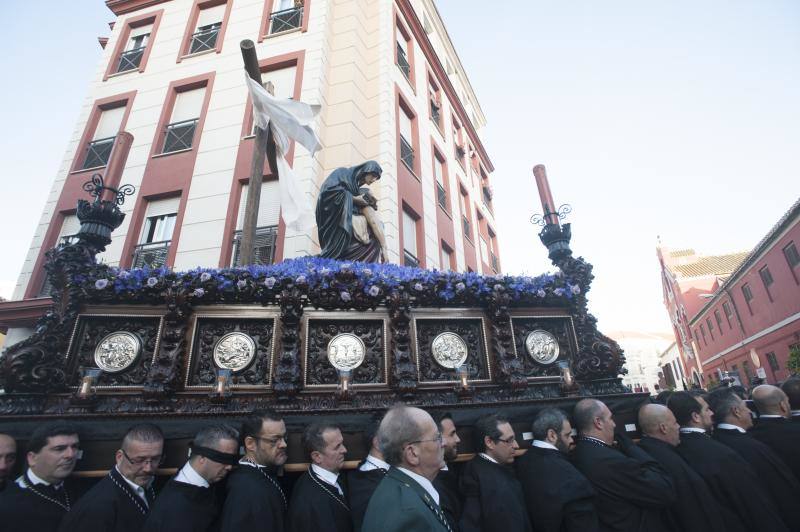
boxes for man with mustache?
[220,410,289,532]
[60,423,164,532]
[287,422,352,532]
[0,433,17,493]
[0,422,80,532]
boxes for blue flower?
[554,288,565,296]
[571,284,581,294]
[456,282,465,292]
[414,283,424,292]
[295,275,307,284]
[118,270,131,280]
[147,277,158,287]
[237,280,247,290]
[95,279,109,290]
[537,289,546,298]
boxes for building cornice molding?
[106,0,170,16]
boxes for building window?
[395,22,412,81]
[766,352,779,372]
[269,0,304,34]
[398,106,414,171]
[706,318,715,341]
[440,244,453,271]
[104,11,162,80]
[488,229,499,273]
[460,187,472,241]
[479,236,489,267]
[162,87,205,154]
[742,283,754,315]
[452,119,465,167]
[116,25,151,73]
[402,209,419,267]
[232,181,280,266]
[722,301,733,329]
[133,198,179,268]
[759,266,774,302]
[428,77,442,130]
[190,5,225,54]
[434,153,447,211]
[82,106,125,169]
[714,310,723,335]
[700,324,707,346]
[784,242,800,284]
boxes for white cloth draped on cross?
[245,74,321,231]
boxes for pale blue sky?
[1,1,798,334]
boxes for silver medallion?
[94,331,141,373]
[213,332,256,372]
[525,330,560,364]
[431,332,468,369]
[327,333,366,371]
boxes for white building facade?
[13,0,501,302]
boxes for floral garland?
[73,257,581,309]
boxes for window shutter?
[196,4,226,29]
[434,158,444,186]
[402,211,417,256]
[480,237,489,262]
[275,0,294,11]
[441,247,451,271]
[237,181,281,229]
[59,215,81,237]
[93,106,125,140]
[171,88,205,123]
[399,110,413,144]
[145,197,180,218]
[262,66,297,99]
[396,33,408,56]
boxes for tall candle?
[532,164,560,226]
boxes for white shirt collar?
[359,455,390,472]
[680,427,707,434]
[717,423,746,433]
[311,464,342,495]
[792,410,800,417]
[397,467,440,506]
[175,462,209,488]
[17,469,57,489]
[479,452,498,464]
[440,464,449,471]
[532,440,559,451]
[758,415,785,419]
[115,466,149,505]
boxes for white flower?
[295,275,307,284]
[193,288,205,297]
[200,272,212,282]
[94,279,109,290]
[571,284,581,294]
[362,268,373,277]
[147,277,158,287]
[414,282,424,292]
[456,282,466,292]
[537,289,546,298]
[340,291,351,301]
[237,280,247,290]
[368,285,380,296]
[118,270,131,280]
[264,277,276,288]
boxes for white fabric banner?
[245,74,320,232]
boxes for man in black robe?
[515,408,597,532]
[459,413,531,532]
[667,391,788,532]
[637,403,725,532]
[0,433,17,493]
[750,384,800,481]
[570,399,674,532]
[60,423,164,532]
[287,422,352,532]
[783,377,800,422]
[706,387,800,531]
[347,414,387,532]
[143,424,239,532]
[219,410,289,532]
[316,161,386,262]
[0,422,80,532]
[433,412,462,531]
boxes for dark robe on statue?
[316,161,383,262]
[750,417,800,482]
[59,467,155,532]
[458,455,532,532]
[713,427,800,532]
[675,431,788,532]
[433,467,462,532]
[570,437,675,532]
[287,467,353,532]
[515,445,598,532]
[347,463,387,532]
[142,479,220,532]
[219,464,287,532]
[637,436,725,532]
[0,475,76,532]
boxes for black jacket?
[347,463,387,532]
[459,455,532,532]
[570,436,675,532]
[59,467,155,532]
[675,431,788,532]
[0,477,76,532]
[750,417,800,482]
[142,479,221,532]
[219,464,288,532]
[433,467,462,532]
[637,436,725,532]
[515,445,598,532]
[287,467,352,532]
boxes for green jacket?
[362,467,451,532]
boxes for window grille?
[270,5,303,34]
[436,183,447,210]
[189,23,221,54]
[231,225,278,266]
[116,47,145,73]
[132,240,170,268]
[400,136,414,170]
[162,119,198,153]
[396,42,411,78]
[82,136,115,169]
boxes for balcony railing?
[82,136,115,169]
[462,216,471,239]
[231,225,279,266]
[397,43,411,79]
[403,250,419,268]
[491,253,499,273]
[162,119,198,154]
[436,183,447,210]
[116,46,145,73]
[270,6,303,34]
[400,136,414,170]
[132,240,170,269]
[189,24,221,54]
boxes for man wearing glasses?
[220,410,289,532]
[459,413,531,532]
[60,423,164,532]
[362,405,451,532]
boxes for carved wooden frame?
[509,310,579,382]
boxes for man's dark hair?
[728,385,748,400]
[303,422,340,457]
[27,422,79,454]
[473,413,508,452]
[122,423,164,450]
[705,388,740,424]
[433,412,454,430]
[573,399,605,433]
[668,391,702,426]
[782,377,800,410]
[241,410,283,443]
[363,412,384,448]
[531,408,568,441]
[194,424,239,449]
[653,390,674,405]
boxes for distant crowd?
[0,377,798,532]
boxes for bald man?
[750,384,800,482]
[0,434,17,493]
[570,399,674,532]
[637,404,724,532]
